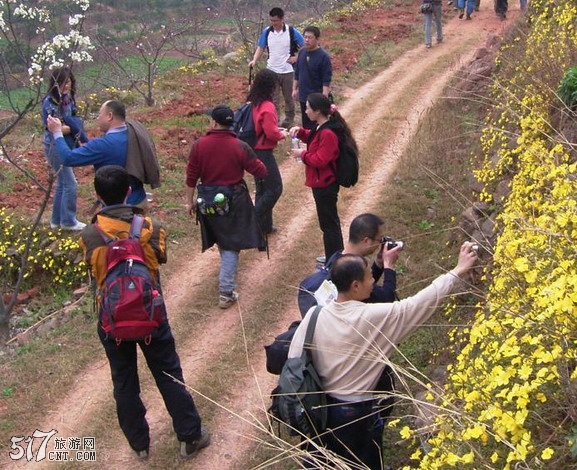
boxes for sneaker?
[425,43,432,49]
[180,428,211,460]
[466,13,472,19]
[50,223,60,230]
[61,221,86,231]
[458,8,464,18]
[135,449,149,461]
[218,291,238,309]
[437,38,443,43]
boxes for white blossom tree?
[0,0,94,323]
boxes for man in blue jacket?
[292,26,333,129]
[47,100,147,208]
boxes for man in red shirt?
[186,105,267,309]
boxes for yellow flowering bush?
[0,208,86,291]
[400,1,577,469]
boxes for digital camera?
[380,235,404,250]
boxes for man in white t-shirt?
[248,7,304,128]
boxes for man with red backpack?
[80,165,209,461]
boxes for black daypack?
[335,138,359,187]
[265,25,300,57]
[233,102,259,148]
[269,306,327,437]
[264,320,301,375]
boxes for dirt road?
[14,5,518,469]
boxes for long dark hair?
[246,68,277,106]
[307,92,358,153]
[47,66,77,103]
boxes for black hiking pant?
[98,322,202,452]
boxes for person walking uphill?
[186,105,267,309]
[79,165,210,461]
[248,7,304,128]
[42,66,88,231]
[248,68,288,235]
[290,93,358,261]
[423,0,443,48]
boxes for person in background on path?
[80,165,210,461]
[47,100,157,212]
[288,243,478,469]
[289,93,358,261]
[185,105,267,309]
[248,7,304,128]
[42,66,88,231]
[248,68,287,235]
[423,0,443,48]
[519,0,527,11]
[292,26,333,129]
[495,0,508,19]
[458,0,475,19]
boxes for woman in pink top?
[248,68,288,234]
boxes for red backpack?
[96,215,167,344]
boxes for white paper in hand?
[313,279,338,307]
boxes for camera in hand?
[380,235,404,250]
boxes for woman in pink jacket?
[248,69,288,235]
[290,93,358,260]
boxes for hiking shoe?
[218,291,238,309]
[50,223,60,230]
[458,8,464,18]
[466,13,472,19]
[62,221,86,231]
[425,43,432,49]
[180,428,211,460]
[135,448,149,461]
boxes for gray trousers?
[272,70,295,126]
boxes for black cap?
[206,105,234,126]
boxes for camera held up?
[380,235,404,250]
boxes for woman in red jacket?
[289,93,358,260]
[248,68,288,235]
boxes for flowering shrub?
[396,1,577,469]
[0,208,86,291]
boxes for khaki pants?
[272,70,295,127]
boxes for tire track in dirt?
[13,7,517,469]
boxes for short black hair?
[94,165,130,205]
[269,7,284,18]
[330,254,368,292]
[349,213,384,244]
[304,26,321,38]
[103,100,126,121]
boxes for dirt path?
[14,6,518,469]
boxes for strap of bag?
[302,305,322,362]
[129,214,145,240]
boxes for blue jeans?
[45,146,79,227]
[458,0,475,14]
[219,249,239,294]
[424,5,443,45]
[98,323,202,452]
